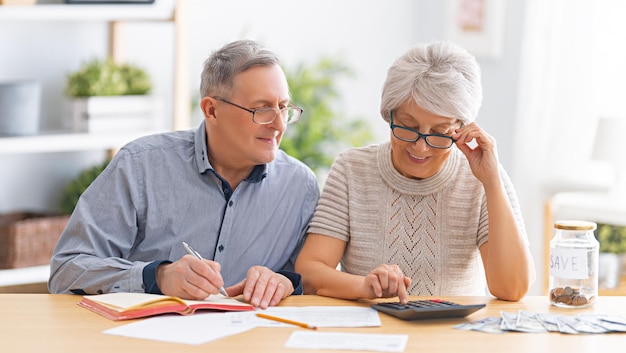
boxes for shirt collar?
[194,120,268,183]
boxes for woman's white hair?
[380,41,482,124]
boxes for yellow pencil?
[256,312,318,330]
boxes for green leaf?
[65,58,151,97]
[595,223,626,254]
[281,56,374,177]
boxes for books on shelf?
[78,292,254,321]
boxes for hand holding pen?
[182,242,229,297]
[153,242,227,300]
[179,243,292,309]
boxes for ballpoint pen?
[181,241,229,297]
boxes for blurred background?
[1,0,625,295]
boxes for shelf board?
[0,265,49,287]
[0,0,174,21]
[0,130,163,154]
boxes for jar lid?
[554,220,597,231]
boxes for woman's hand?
[363,264,411,304]
[453,122,500,186]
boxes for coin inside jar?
[549,287,592,307]
[563,286,574,296]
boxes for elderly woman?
[295,41,535,303]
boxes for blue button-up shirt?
[48,121,320,295]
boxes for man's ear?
[200,96,217,121]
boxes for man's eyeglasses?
[212,97,303,125]
[389,111,460,149]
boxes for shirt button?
[218,245,225,252]
[228,200,233,206]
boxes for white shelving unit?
[0,2,175,21]
[0,266,49,288]
[0,0,189,291]
[0,130,166,154]
[0,0,190,154]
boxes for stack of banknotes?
[454,311,626,334]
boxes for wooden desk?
[1,294,624,352]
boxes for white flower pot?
[0,80,41,136]
[65,95,155,133]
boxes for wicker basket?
[0,212,70,269]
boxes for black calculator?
[371,299,486,321]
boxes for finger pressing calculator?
[371,299,486,321]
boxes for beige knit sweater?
[307,142,527,296]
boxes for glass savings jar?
[549,220,599,308]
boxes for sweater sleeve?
[307,152,351,241]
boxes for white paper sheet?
[103,306,382,345]
[103,312,251,345]
[227,306,382,328]
[285,331,409,352]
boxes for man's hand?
[363,264,411,304]
[156,255,225,300]
[225,266,293,309]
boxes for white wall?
[185,0,422,140]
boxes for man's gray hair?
[199,39,280,98]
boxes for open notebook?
[78,292,254,320]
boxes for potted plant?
[595,223,626,289]
[59,160,110,215]
[280,56,374,179]
[64,58,154,133]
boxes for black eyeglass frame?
[389,111,462,149]
[211,96,303,125]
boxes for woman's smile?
[407,151,430,163]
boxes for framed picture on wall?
[444,0,506,60]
